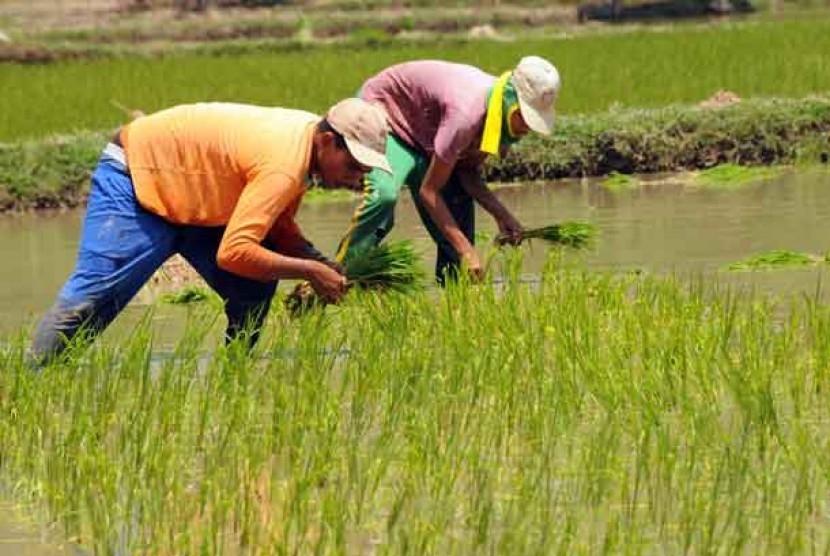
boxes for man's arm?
[418,155,483,276]
[454,161,523,244]
[217,172,346,301]
[267,210,343,271]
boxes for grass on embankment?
[2,254,830,553]
[2,96,828,212]
[3,18,830,141]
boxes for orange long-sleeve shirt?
[122,103,319,282]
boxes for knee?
[30,298,99,364]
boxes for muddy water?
[3,169,830,336]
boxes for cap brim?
[518,96,555,135]
[344,137,393,174]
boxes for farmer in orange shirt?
[31,99,391,364]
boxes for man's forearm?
[457,169,511,221]
[217,241,322,282]
[419,187,474,257]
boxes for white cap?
[512,56,561,135]
[326,98,392,174]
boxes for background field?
[3,18,830,141]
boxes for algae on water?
[696,163,785,188]
[601,171,639,191]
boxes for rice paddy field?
[3,253,830,554]
[2,18,830,141]
[4,4,830,552]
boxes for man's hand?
[496,212,523,246]
[306,261,348,303]
[461,249,485,282]
[321,258,345,275]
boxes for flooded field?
[3,169,830,336]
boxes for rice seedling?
[498,221,597,249]
[726,249,826,271]
[285,240,425,316]
[342,240,425,292]
[3,252,830,553]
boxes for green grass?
[4,97,830,212]
[726,249,826,270]
[3,253,830,553]
[3,18,830,141]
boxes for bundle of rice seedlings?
[343,240,425,293]
[285,240,424,317]
[498,221,597,249]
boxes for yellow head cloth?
[480,71,512,156]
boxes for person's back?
[124,103,318,226]
[361,60,496,163]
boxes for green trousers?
[335,133,475,284]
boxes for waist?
[101,142,128,173]
[111,126,124,147]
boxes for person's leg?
[334,133,423,263]
[408,171,475,285]
[31,154,177,364]
[177,228,277,349]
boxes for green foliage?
[5,19,830,141]
[508,221,597,249]
[160,285,212,304]
[695,163,784,188]
[601,171,639,190]
[344,240,426,292]
[4,97,830,213]
[4,256,830,552]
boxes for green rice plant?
[285,240,425,316]
[500,221,597,249]
[4,255,830,553]
[5,19,830,142]
[343,240,425,292]
[726,249,825,271]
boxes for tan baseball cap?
[326,98,392,174]
[512,56,561,135]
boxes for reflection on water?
[3,169,830,335]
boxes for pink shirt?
[360,61,496,164]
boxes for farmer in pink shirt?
[334,56,561,283]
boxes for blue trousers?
[31,152,277,363]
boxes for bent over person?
[335,56,561,283]
[31,99,391,364]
